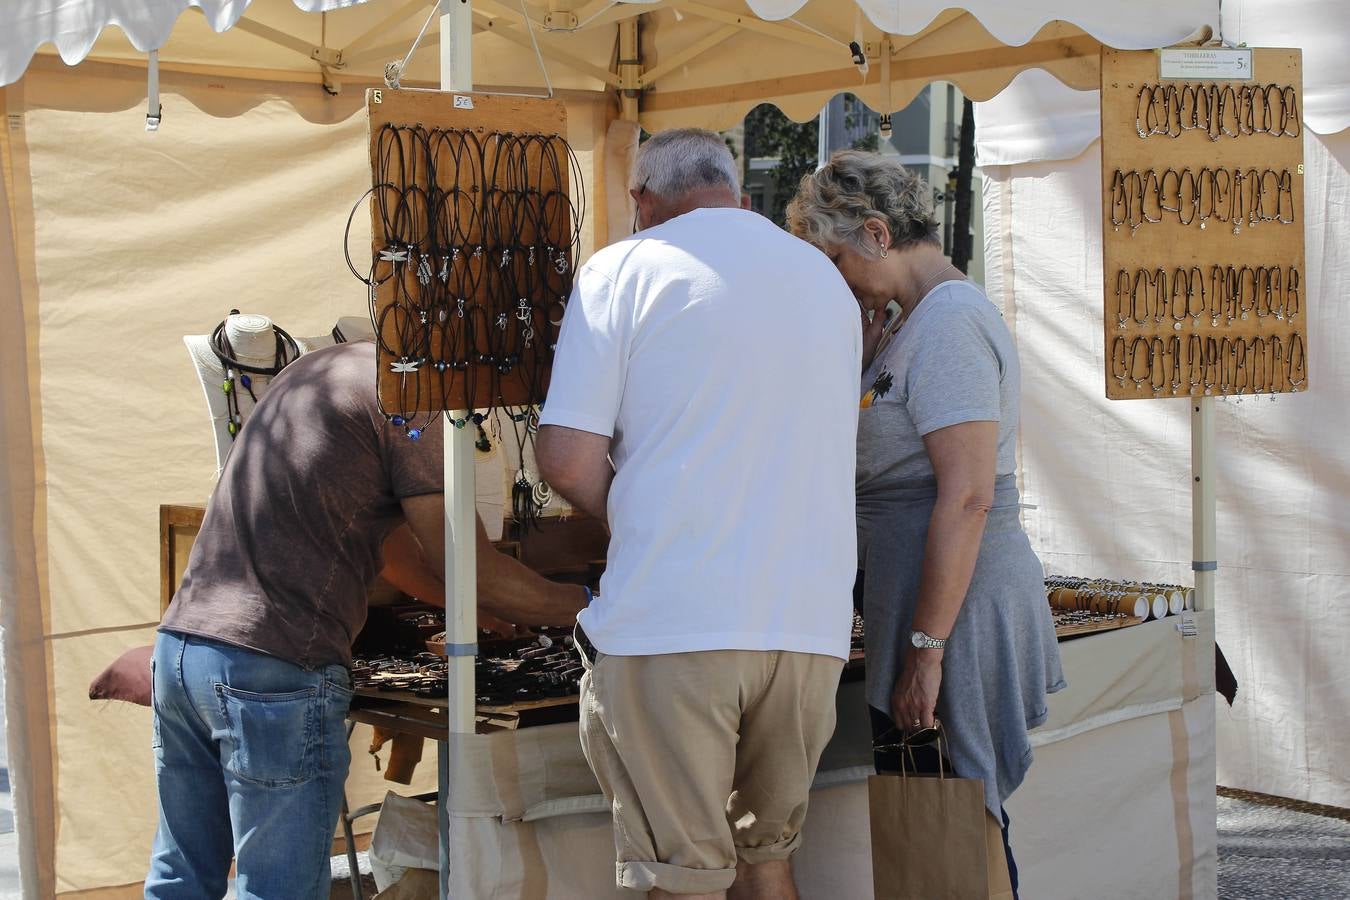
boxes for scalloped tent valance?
[974,0,1349,168]
[1,0,1220,131]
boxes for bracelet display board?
[1100,48,1307,400]
[361,89,580,431]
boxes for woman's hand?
[861,306,888,371]
[890,649,944,731]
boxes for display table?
[359,612,1214,898]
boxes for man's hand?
[479,613,526,638]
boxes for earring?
[879,245,888,259]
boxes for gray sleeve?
[903,304,1003,436]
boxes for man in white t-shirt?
[537,129,860,900]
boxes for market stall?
[420,613,1215,899]
[3,0,1338,896]
[973,0,1349,811]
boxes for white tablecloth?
[433,612,1216,898]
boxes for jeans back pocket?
[216,684,320,788]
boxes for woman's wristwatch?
[910,629,947,650]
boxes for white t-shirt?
[540,207,861,660]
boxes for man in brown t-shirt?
[147,341,584,899]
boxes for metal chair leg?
[341,720,364,900]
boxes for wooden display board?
[366,89,573,414]
[1100,48,1307,400]
[159,503,205,615]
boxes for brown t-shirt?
[161,342,443,668]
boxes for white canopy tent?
[973,0,1349,810]
[6,0,1338,895]
[1,0,1216,118]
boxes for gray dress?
[857,281,1066,818]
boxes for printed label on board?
[1159,48,1255,81]
[454,95,475,110]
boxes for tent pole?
[439,3,476,897]
[816,97,831,169]
[1190,397,1215,612]
[441,0,474,95]
[618,19,640,121]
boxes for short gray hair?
[632,128,740,199]
[786,150,940,253]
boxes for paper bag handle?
[874,722,951,779]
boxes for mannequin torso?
[184,313,299,474]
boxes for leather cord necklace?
[351,124,585,450]
[210,310,300,440]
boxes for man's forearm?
[396,499,588,625]
[380,524,446,604]
[476,523,589,625]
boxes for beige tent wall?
[1,58,612,894]
[1,78,58,900]
[980,131,1350,809]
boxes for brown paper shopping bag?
[984,811,1014,900]
[868,770,984,899]
[867,736,1014,900]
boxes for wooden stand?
[159,504,205,615]
[365,89,570,412]
[1100,48,1307,400]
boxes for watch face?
[911,631,925,648]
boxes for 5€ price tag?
[454,95,475,110]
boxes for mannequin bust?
[184,311,300,474]
[295,316,379,353]
[184,312,515,536]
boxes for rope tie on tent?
[381,1,553,99]
[517,0,554,98]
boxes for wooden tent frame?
[183,2,1113,119]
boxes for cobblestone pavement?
[1218,794,1350,899]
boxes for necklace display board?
[358,89,580,437]
[1100,48,1307,400]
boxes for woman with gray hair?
[787,151,1064,895]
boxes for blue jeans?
[145,631,354,900]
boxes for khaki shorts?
[576,631,843,895]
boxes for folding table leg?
[341,720,364,900]
[439,740,450,897]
